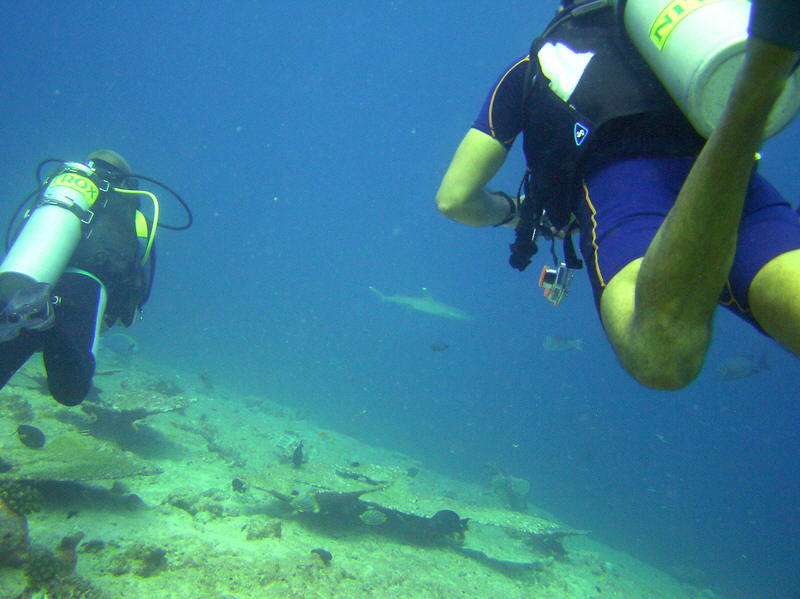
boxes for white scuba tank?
[0,163,99,285]
[620,0,800,138]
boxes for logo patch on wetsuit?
[574,122,589,146]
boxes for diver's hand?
[0,282,56,342]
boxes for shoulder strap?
[512,2,614,273]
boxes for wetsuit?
[0,189,151,405]
[472,6,800,325]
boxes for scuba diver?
[435,0,800,389]
[0,149,192,405]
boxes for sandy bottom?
[0,353,719,599]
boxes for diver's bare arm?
[436,129,513,226]
[600,39,799,389]
[635,39,798,328]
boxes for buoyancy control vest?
[510,2,705,271]
[69,189,153,327]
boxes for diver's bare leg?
[749,248,800,356]
[601,39,799,388]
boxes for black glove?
[750,0,800,50]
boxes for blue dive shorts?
[575,156,800,325]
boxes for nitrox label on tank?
[47,173,99,208]
[649,0,723,51]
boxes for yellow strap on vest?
[113,188,159,266]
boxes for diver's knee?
[627,358,703,390]
[617,335,707,390]
[51,388,87,407]
[749,249,800,355]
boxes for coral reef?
[164,489,200,516]
[0,495,29,567]
[110,544,168,577]
[0,481,44,516]
[29,479,146,512]
[486,464,531,512]
[0,498,100,598]
[5,393,35,422]
[23,544,63,587]
[5,430,161,481]
[0,358,695,599]
[244,518,282,540]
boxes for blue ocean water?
[2,2,798,598]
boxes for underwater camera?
[538,262,573,306]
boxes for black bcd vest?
[511,2,703,271]
[69,190,153,327]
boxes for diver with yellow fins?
[0,150,192,405]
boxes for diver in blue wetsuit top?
[436,0,800,390]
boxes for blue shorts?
[576,156,800,326]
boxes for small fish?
[430,341,449,352]
[359,509,388,526]
[292,441,304,468]
[102,332,139,356]
[17,424,46,449]
[198,373,215,391]
[311,548,332,565]
[542,335,584,352]
[94,370,121,377]
[716,353,769,380]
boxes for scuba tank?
[618,0,800,138]
[2,152,191,292]
[0,162,100,285]
[1,152,191,340]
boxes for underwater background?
[1,2,798,598]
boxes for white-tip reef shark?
[369,286,474,320]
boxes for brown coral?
[0,494,29,567]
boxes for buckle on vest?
[37,197,95,226]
